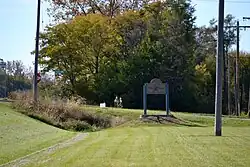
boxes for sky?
[0,0,250,67]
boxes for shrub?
[63,119,94,131]
[11,91,116,132]
[8,91,32,101]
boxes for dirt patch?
[46,133,87,154]
[0,133,87,167]
[140,115,204,127]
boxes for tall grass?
[9,91,125,132]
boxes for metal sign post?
[143,83,147,115]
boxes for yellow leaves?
[195,63,212,82]
[195,63,207,74]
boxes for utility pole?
[34,0,41,103]
[223,47,227,114]
[215,0,224,136]
[225,20,250,116]
[235,20,240,116]
[226,52,232,115]
[243,16,250,117]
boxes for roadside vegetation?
[9,91,250,134]
[1,92,250,167]
[1,0,250,166]
[0,103,75,165]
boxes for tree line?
[0,60,33,97]
[30,0,249,115]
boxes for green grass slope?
[2,102,250,167]
[22,126,250,167]
[0,103,75,165]
[82,105,250,127]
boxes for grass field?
[15,126,250,167]
[1,103,250,167]
[0,103,75,165]
[82,105,250,127]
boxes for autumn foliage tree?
[46,0,152,20]
[39,0,250,114]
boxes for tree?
[45,0,151,20]
[223,14,237,115]
[0,60,32,97]
[40,0,200,110]
[38,14,120,98]
[40,0,246,114]
[113,0,198,110]
[248,86,250,117]
[239,53,250,114]
[195,14,237,115]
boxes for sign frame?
[143,78,169,116]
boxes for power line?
[243,17,250,20]
[195,0,250,3]
[225,26,250,28]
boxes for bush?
[8,91,32,101]
[63,119,95,131]
[11,91,117,132]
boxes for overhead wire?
[194,0,250,3]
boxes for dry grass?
[10,91,125,132]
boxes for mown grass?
[9,91,250,132]
[173,112,250,127]
[81,105,250,127]
[18,126,250,167]
[0,103,75,165]
[2,99,250,167]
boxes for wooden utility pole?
[34,0,41,103]
[227,52,231,115]
[243,17,250,117]
[235,20,240,116]
[215,0,224,136]
[223,47,227,114]
[225,20,250,116]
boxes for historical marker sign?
[147,78,166,95]
[143,78,169,116]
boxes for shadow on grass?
[140,115,206,127]
[186,134,250,137]
[17,109,67,130]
